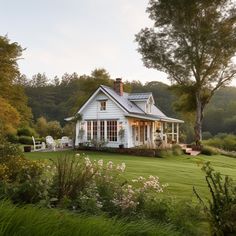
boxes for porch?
[127,118,180,148]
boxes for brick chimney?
[114,78,123,96]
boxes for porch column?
[172,122,174,141]
[160,122,163,140]
[177,123,179,143]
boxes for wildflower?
[84,157,92,167]
[98,159,103,167]
[107,161,113,170]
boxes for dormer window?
[146,102,152,114]
[100,100,106,111]
[149,102,152,113]
[146,103,149,113]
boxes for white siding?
[82,92,124,120]
[75,91,131,148]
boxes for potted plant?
[118,127,125,148]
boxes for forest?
[21,69,236,141]
[1,34,236,143]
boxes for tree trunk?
[194,93,203,147]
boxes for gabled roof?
[75,84,184,123]
[100,85,184,123]
[100,85,144,114]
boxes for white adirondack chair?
[32,136,45,151]
[46,136,56,151]
[60,136,71,148]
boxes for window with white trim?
[100,101,106,111]
[144,125,148,141]
[93,121,97,140]
[87,121,91,140]
[107,120,117,141]
[100,121,105,140]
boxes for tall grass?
[0,200,181,236]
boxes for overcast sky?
[1,0,235,86]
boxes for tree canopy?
[0,35,32,134]
[136,0,236,145]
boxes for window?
[107,120,117,141]
[144,125,148,141]
[100,121,105,140]
[135,126,139,141]
[93,121,97,140]
[100,101,106,111]
[87,121,91,140]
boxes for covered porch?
[127,117,181,148]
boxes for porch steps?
[179,144,201,156]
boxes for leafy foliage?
[204,134,236,151]
[0,35,32,128]
[0,157,51,204]
[0,97,20,135]
[194,162,236,235]
[0,200,183,236]
[136,0,236,144]
[0,140,23,163]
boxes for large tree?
[136,0,236,145]
[0,35,32,127]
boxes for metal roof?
[128,93,152,101]
[100,85,184,123]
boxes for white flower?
[84,157,92,167]
[98,159,103,167]
[107,161,113,170]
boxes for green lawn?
[25,151,236,200]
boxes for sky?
[0,0,235,86]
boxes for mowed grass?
[25,151,236,200]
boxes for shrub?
[0,157,51,204]
[143,198,204,236]
[167,200,204,236]
[18,136,33,145]
[35,137,46,143]
[50,154,167,217]
[172,144,184,156]
[6,134,19,143]
[0,141,23,163]
[47,121,62,139]
[17,126,36,137]
[204,134,236,151]
[202,131,212,140]
[201,145,218,156]
[194,162,236,235]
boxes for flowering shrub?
[50,153,167,216]
[0,157,51,203]
[111,175,167,215]
[0,141,23,163]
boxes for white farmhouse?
[74,78,183,148]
